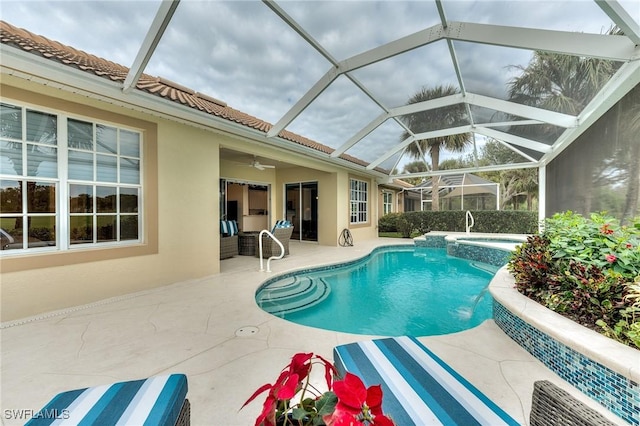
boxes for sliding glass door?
[220,179,270,232]
[285,182,318,242]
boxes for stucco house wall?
[0,76,380,322]
[1,79,221,321]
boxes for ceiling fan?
[248,157,275,171]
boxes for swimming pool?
[255,245,499,336]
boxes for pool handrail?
[258,229,285,272]
[466,210,475,235]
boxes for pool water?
[256,246,499,336]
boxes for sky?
[2,0,638,171]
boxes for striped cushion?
[333,337,519,426]
[271,220,291,233]
[220,220,230,236]
[26,374,188,426]
[228,220,238,236]
[221,220,238,236]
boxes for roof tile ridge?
[156,76,196,95]
[194,92,226,108]
[0,20,383,173]
[1,20,128,73]
[1,20,38,42]
[279,129,334,154]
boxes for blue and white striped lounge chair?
[334,336,519,426]
[26,374,189,426]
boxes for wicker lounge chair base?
[530,380,616,426]
[220,234,238,259]
[175,399,191,426]
[256,226,293,258]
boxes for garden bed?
[490,267,639,426]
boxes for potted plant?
[241,352,395,426]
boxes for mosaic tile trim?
[494,302,640,425]
[415,235,447,248]
[447,242,511,267]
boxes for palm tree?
[501,168,538,210]
[400,85,472,210]
[507,28,624,215]
[401,161,428,185]
[508,51,616,115]
[476,139,538,210]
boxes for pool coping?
[489,265,640,385]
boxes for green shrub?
[508,211,640,349]
[30,227,54,241]
[378,213,402,232]
[377,210,538,235]
[597,279,640,348]
[509,235,556,299]
[396,216,414,238]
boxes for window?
[382,191,393,215]
[350,178,368,224]
[0,102,142,253]
[67,119,140,246]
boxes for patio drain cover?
[235,326,259,337]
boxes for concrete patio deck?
[0,238,624,425]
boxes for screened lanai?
[1,4,639,424]
[407,173,500,211]
[1,0,639,221]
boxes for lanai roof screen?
[3,0,638,179]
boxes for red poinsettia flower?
[334,373,384,416]
[289,352,313,380]
[316,353,338,389]
[371,415,395,426]
[324,372,393,425]
[242,369,300,426]
[242,353,392,426]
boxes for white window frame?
[382,191,394,215]
[0,101,143,255]
[350,178,368,224]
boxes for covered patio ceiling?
[3,0,639,180]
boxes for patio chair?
[530,380,616,426]
[256,225,293,258]
[333,336,519,426]
[220,220,239,259]
[26,374,189,426]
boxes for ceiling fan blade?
[249,158,275,170]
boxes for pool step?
[469,262,500,275]
[257,276,330,316]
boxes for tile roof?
[0,20,380,172]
